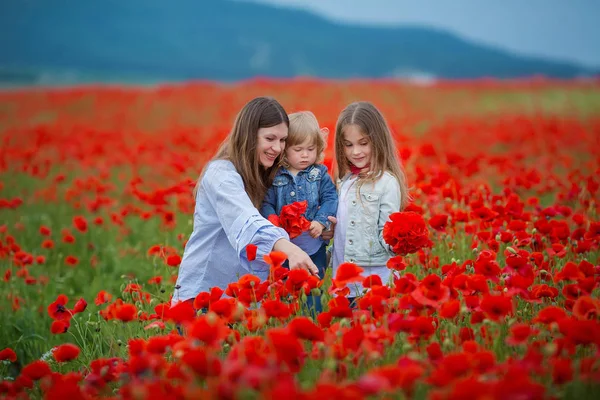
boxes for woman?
[173,97,319,304]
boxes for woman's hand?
[273,239,319,276]
[320,216,337,241]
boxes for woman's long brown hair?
[194,97,289,207]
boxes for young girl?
[261,111,338,280]
[332,101,409,300]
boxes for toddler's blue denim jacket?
[260,164,338,230]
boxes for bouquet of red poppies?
[383,211,433,255]
[267,200,311,239]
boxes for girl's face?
[285,137,317,172]
[256,123,288,168]
[342,124,372,170]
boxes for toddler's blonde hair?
[283,111,326,167]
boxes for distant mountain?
[0,0,596,84]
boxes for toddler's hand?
[309,221,325,238]
[321,216,337,241]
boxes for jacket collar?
[276,164,317,178]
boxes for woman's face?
[256,122,288,168]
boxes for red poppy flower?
[342,324,365,352]
[51,319,70,334]
[410,316,437,340]
[363,274,383,288]
[148,275,163,284]
[264,251,287,268]
[411,285,450,309]
[534,306,567,324]
[316,311,333,328]
[237,274,261,290]
[552,358,574,385]
[166,254,182,267]
[531,284,559,300]
[187,315,226,345]
[209,298,237,319]
[95,290,112,306]
[386,256,406,271]
[72,298,87,314]
[115,303,137,322]
[21,360,52,380]
[286,269,311,294]
[53,343,80,362]
[262,299,292,320]
[426,342,443,360]
[383,211,433,255]
[64,255,79,266]
[428,214,449,231]
[73,216,88,233]
[506,323,538,345]
[572,296,600,320]
[289,317,325,342]
[558,318,600,346]
[480,294,513,321]
[47,294,71,321]
[166,300,196,324]
[334,262,364,285]
[267,328,305,372]
[277,201,311,239]
[268,214,281,226]
[0,348,17,362]
[246,244,257,261]
[439,299,461,319]
[181,348,221,378]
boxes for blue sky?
[250,0,600,67]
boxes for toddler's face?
[342,124,372,170]
[285,137,317,171]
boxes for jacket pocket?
[272,176,289,187]
[347,192,381,258]
[360,191,380,218]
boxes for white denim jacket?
[336,171,401,266]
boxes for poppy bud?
[543,343,557,356]
[323,358,337,370]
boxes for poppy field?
[0,79,599,399]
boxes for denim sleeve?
[203,166,289,273]
[260,184,278,218]
[313,165,339,229]
[377,175,401,255]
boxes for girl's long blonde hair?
[194,97,289,207]
[334,101,409,210]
